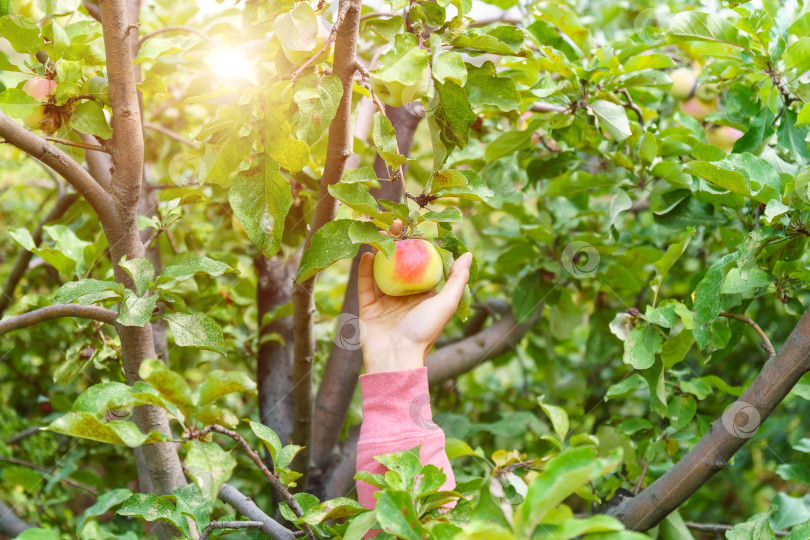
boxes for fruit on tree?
[679,96,717,121]
[22,77,59,133]
[373,239,443,296]
[22,77,57,103]
[11,0,45,21]
[706,125,744,153]
[669,68,697,100]
[370,65,431,107]
[281,18,331,65]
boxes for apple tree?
[2,0,810,538]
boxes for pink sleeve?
[355,367,455,509]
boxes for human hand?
[357,233,473,374]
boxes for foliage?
[4,0,810,538]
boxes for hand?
[357,244,473,374]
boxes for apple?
[11,0,45,21]
[23,105,46,130]
[373,239,443,296]
[281,18,331,65]
[370,65,431,107]
[679,96,717,121]
[669,67,697,100]
[22,76,57,103]
[706,125,744,153]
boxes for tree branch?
[610,307,810,530]
[218,484,296,540]
[0,113,116,231]
[78,132,113,190]
[137,26,216,48]
[719,311,775,356]
[198,425,315,540]
[290,0,351,81]
[530,102,569,114]
[426,305,542,385]
[685,522,788,537]
[200,520,264,540]
[290,0,362,491]
[143,122,200,150]
[0,499,32,538]
[0,192,79,317]
[0,304,118,337]
[0,456,98,495]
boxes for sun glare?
[206,48,255,85]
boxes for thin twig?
[685,522,788,537]
[0,137,107,153]
[0,456,98,495]
[0,304,118,337]
[719,311,776,356]
[619,88,644,129]
[197,425,315,540]
[634,459,651,495]
[358,11,396,22]
[291,0,352,81]
[143,122,200,150]
[530,102,569,114]
[200,521,264,540]
[137,26,216,47]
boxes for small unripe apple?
[373,239,443,296]
[23,105,46,130]
[11,0,45,21]
[22,77,57,103]
[706,125,744,153]
[679,97,717,121]
[669,68,697,100]
[370,65,431,107]
[282,18,331,65]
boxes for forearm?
[354,367,455,508]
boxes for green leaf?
[54,279,121,304]
[296,219,360,282]
[9,227,35,250]
[465,61,520,112]
[293,74,343,144]
[422,207,463,223]
[272,2,320,56]
[784,37,810,79]
[539,400,569,441]
[344,511,377,540]
[433,81,478,151]
[14,529,61,540]
[370,33,430,88]
[375,491,424,540]
[590,99,631,141]
[163,312,226,355]
[185,440,237,506]
[328,182,381,217]
[247,419,282,461]
[116,290,158,327]
[623,325,662,370]
[139,358,193,410]
[229,156,292,258]
[684,154,780,204]
[726,512,775,540]
[159,255,235,282]
[778,109,810,163]
[119,256,155,296]
[0,87,41,117]
[301,497,365,525]
[76,488,133,534]
[650,228,694,306]
[117,493,188,534]
[426,169,494,201]
[348,221,395,257]
[195,370,256,407]
[371,112,407,168]
[135,35,195,64]
[693,253,737,349]
[0,17,42,56]
[733,107,775,154]
[452,25,526,55]
[433,52,467,86]
[69,100,112,139]
[46,412,165,447]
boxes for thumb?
[436,252,472,311]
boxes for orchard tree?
[2,0,810,538]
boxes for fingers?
[357,252,377,310]
[435,252,473,314]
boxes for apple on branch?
[706,125,744,153]
[669,67,698,100]
[21,76,61,133]
[373,239,443,296]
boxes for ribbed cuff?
[359,367,434,440]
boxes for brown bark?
[310,106,421,472]
[0,304,118,336]
[610,307,810,530]
[257,254,299,443]
[290,0,363,489]
[0,192,78,317]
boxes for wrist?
[362,342,425,374]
